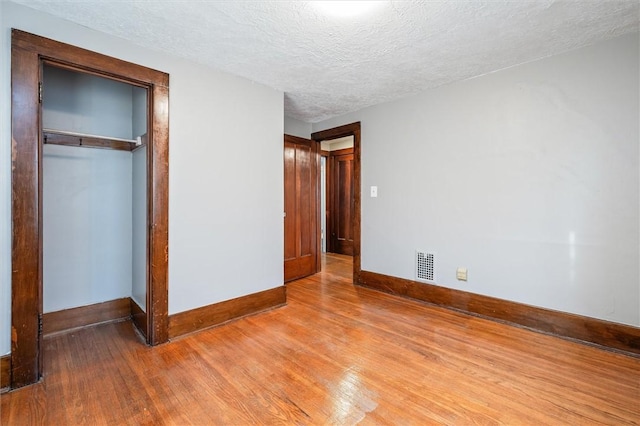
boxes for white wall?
[1,2,284,355]
[132,86,147,138]
[131,146,147,310]
[0,2,10,359]
[42,65,135,313]
[321,136,354,152]
[43,65,134,140]
[284,116,312,139]
[43,145,133,312]
[44,65,146,313]
[131,86,148,310]
[314,32,639,327]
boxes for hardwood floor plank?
[2,253,639,424]
[292,271,639,423]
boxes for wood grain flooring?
[2,253,639,425]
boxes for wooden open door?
[284,135,319,282]
[328,148,354,255]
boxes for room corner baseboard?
[168,286,287,339]
[358,270,640,356]
[43,298,132,336]
[1,354,10,392]
[130,298,148,337]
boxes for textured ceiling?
[11,0,640,123]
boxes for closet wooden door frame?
[10,29,170,389]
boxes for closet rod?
[43,128,141,145]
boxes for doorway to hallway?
[320,136,354,256]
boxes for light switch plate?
[370,186,378,197]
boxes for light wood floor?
[2,253,639,425]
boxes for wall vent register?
[416,250,435,283]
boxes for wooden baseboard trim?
[359,270,640,356]
[43,298,131,336]
[168,286,287,339]
[130,298,148,337]
[1,354,10,392]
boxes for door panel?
[284,145,297,261]
[284,135,318,282]
[329,149,354,256]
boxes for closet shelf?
[43,128,143,152]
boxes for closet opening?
[11,29,169,390]
[41,63,149,338]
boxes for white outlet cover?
[456,267,468,281]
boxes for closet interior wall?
[42,65,147,317]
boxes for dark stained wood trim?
[311,123,361,282]
[130,298,148,337]
[11,32,41,390]
[328,147,354,157]
[168,287,287,339]
[11,29,169,389]
[0,355,10,392]
[147,84,170,345]
[43,131,136,151]
[359,270,640,355]
[15,32,169,87]
[43,298,131,336]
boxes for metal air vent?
[416,250,435,283]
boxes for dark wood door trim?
[311,123,361,282]
[10,29,169,389]
[329,147,354,157]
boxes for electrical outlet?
[456,267,467,281]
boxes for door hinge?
[38,313,43,336]
[38,81,43,103]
